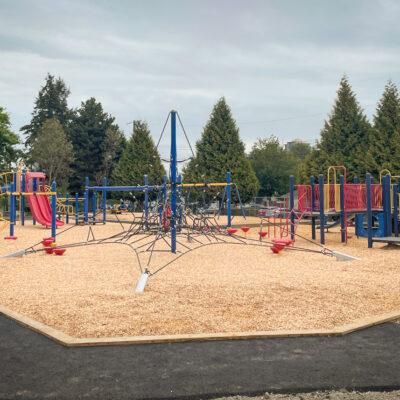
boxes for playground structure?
[1,169,61,240]
[294,166,400,248]
[1,111,357,294]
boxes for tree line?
[1,74,400,201]
[303,76,400,182]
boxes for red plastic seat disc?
[54,247,66,256]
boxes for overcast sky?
[1,0,400,158]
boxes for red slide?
[25,171,64,228]
[27,194,64,228]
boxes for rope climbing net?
[12,197,338,292]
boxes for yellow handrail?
[325,166,346,212]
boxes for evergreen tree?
[30,118,74,190]
[184,98,259,202]
[69,98,118,191]
[303,76,372,181]
[0,107,19,170]
[365,81,400,177]
[21,74,72,147]
[112,120,165,191]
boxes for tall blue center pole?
[170,111,177,253]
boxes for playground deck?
[1,219,400,339]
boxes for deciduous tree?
[0,107,19,170]
[30,117,74,190]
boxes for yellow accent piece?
[379,169,391,183]
[58,197,85,201]
[9,192,57,196]
[326,166,346,212]
[178,182,229,188]
[56,203,73,215]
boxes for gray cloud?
[0,0,399,160]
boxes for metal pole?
[92,191,97,224]
[385,175,392,237]
[51,181,57,239]
[13,172,17,234]
[339,174,346,243]
[226,171,231,227]
[289,175,295,240]
[310,176,316,240]
[144,175,149,230]
[366,173,373,248]
[84,176,89,224]
[75,192,79,225]
[32,177,37,225]
[7,173,16,239]
[382,175,387,236]
[21,170,25,226]
[65,192,69,224]
[393,183,398,237]
[318,174,325,245]
[102,177,107,224]
[170,110,177,253]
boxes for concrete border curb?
[1,305,399,347]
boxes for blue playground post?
[13,173,17,232]
[393,183,398,237]
[383,174,392,237]
[310,176,316,240]
[75,193,79,225]
[57,192,61,221]
[318,174,325,245]
[382,175,387,236]
[51,181,57,239]
[170,110,177,253]
[7,173,16,238]
[92,191,97,224]
[339,174,346,243]
[177,174,183,226]
[102,177,107,224]
[289,175,295,240]
[65,192,69,224]
[84,176,89,224]
[32,177,37,225]
[366,173,373,248]
[144,175,149,230]
[226,171,232,227]
[21,170,26,226]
